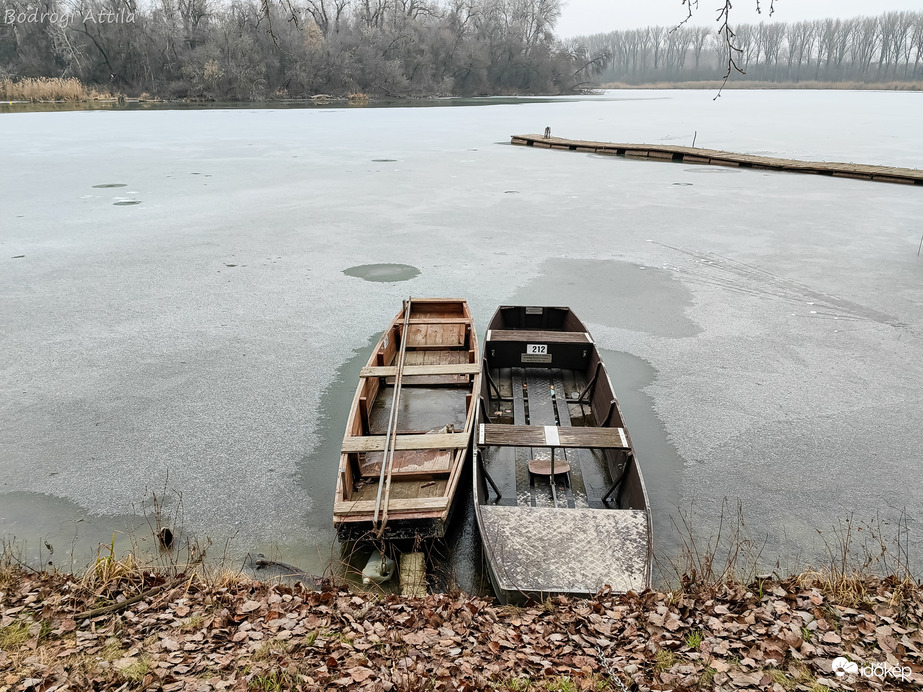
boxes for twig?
[917,233,922,256]
[715,0,745,100]
[72,574,186,620]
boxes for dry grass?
[0,77,112,102]
[661,498,768,596]
[80,535,146,598]
[661,501,919,607]
[0,621,31,651]
[798,511,916,608]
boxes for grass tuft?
[654,648,677,672]
[684,629,703,649]
[0,622,31,651]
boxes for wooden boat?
[473,305,652,603]
[334,298,480,541]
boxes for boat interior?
[478,358,645,513]
[478,306,645,513]
[335,299,479,536]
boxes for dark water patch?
[113,200,142,206]
[0,491,148,571]
[598,349,687,584]
[508,257,699,339]
[92,183,126,188]
[343,263,420,283]
[281,333,381,574]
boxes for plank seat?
[487,329,592,344]
[334,496,449,516]
[479,424,628,450]
[342,432,470,453]
[360,363,480,377]
[405,318,472,325]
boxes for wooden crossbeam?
[343,432,470,453]
[334,497,449,516]
[360,363,481,377]
[479,424,628,450]
[487,329,592,344]
[405,318,471,325]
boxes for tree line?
[0,0,609,98]
[578,11,923,84]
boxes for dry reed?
[0,77,112,102]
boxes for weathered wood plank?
[360,363,481,377]
[480,424,628,449]
[488,329,591,344]
[512,134,923,186]
[400,552,427,597]
[406,318,471,325]
[360,449,453,477]
[343,432,470,453]
[333,496,448,515]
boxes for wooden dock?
[511,134,923,186]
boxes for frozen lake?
[2,90,922,583]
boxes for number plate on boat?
[522,344,551,363]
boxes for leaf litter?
[0,568,921,691]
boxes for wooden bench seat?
[334,496,449,516]
[360,363,480,377]
[405,318,472,325]
[342,432,470,453]
[487,329,592,344]
[478,424,628,450]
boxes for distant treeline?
[578,11,923,84]
[0,0,608,99]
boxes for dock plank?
[512,134,923,187]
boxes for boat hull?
[334,299,480,542]
[473,305,652,603]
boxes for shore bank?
[2,562,921,691]
[601,80,923,91]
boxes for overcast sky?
[555,0,923,38]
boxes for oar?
[373,297,412,534]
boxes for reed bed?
[0,77,112,102]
